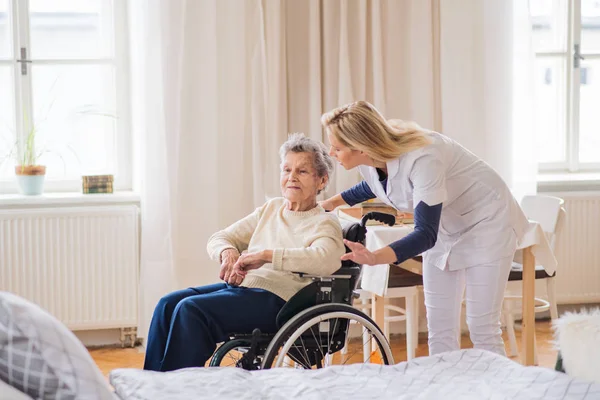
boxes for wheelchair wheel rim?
[210,339,255,368]
[267,308,394,368]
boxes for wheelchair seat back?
[275,221,366,328]
[341,221,366,267]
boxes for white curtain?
[439,0,537,201]
[131,0,438,340]
[130,0,283,338]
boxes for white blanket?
[110,349,600,400]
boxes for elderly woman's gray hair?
[279,133,335,180]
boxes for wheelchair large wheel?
[261,303,394,369]
[209,339,257,369]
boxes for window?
[0,0,130,193]
[531,0,600,172]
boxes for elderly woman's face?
[280,152,326,205]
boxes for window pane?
[31,64,117,179]
[581,0,600,53]
[535,57,567,163]
[0,66,16,180]
[579,59,600,163]
[0,0,12,58]
[530,0,569,52]
[29,0,114,59]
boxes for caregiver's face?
[327,131,366,170]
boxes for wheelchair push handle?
[360,211,396,227]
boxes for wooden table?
[521,246,536,365]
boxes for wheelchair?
[209,211,396,370]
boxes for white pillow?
[0,291,113,399]
[0,379,33,400]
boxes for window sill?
[537,172,600,193]
[0,191,141,209]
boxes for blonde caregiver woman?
[320,101,529,356]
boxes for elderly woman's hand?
[219,249,241,284]
[232,250,273,277]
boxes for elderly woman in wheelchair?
[144,133,394,372]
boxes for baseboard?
[75,329,124,347]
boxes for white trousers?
[423,255,513,356]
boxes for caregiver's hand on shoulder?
[319,194,346,212]
[219,248,240,282]
[318,199,335,212]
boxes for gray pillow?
[0,291,113,399]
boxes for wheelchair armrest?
[334,266,361,277]
[291,266,360,280]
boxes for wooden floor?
[90,320,557,377]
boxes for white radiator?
[551,192,600,304]
[0,205,139,331]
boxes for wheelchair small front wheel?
[209,339,255,368]
[261,303,394,369]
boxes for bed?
[110,349,600,400]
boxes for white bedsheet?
[110,349,600,400]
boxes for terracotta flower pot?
[15,165,47,195]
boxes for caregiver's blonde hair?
[321,101,431,162]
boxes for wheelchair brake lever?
[239,328,262,370]
[249,328,261,352]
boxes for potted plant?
[14,125,46,195]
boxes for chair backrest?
[520,195,565,250]
[552,207,567,251]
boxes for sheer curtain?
[439,0,537,201]
[130,0,283,338]
[131,0,438,340]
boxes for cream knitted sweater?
[206,197,345,301]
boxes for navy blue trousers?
[143,283,286,371]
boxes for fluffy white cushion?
[0,291,113,399]
[553,307,600,384]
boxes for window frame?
[0,0,131,194]
[537,0,600,173]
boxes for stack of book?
[82,175,114,194]
[359,200,414,223]
[359,200,398,216]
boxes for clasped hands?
[219,249,269,286]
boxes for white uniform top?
[358,131,529,271]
